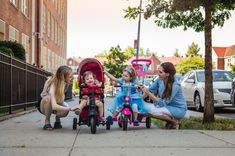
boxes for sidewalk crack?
[199,131,235,146]
[68,127,80,156]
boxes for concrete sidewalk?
[0,97,235,156]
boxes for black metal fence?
[0,52,52,116]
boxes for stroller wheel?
[90,116,97,134]
[73,117,77,130]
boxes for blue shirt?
[148,77,187,119]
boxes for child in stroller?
[74,71,104,121]
[72,58,110,134]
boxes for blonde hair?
[47,65,72,104]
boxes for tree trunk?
[203,0,215,123]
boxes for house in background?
[68,54,185,76]
[212,45,235,71]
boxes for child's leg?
[131,103,138,120]
[72,99,88,115]
[95,100,104,117]
[132,103,139,126]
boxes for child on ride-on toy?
[74,71,104,121]
[105,66,146,126]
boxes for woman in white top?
[39,65,74,130]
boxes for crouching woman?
[141,62,187,129]
[39,65,74,130]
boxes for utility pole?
[136,0,142,59]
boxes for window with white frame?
[9,25,19,42]
[21,0,28,16]
[47,49,51,72]
[41,46,47,68]
[10,0,18,7]
[22,33,30,63]
[228,58,231,66]
[47,11,50,37]
[55,22,57,44]
[51,16,54,41]
[42,3,46,34]
[0,19,5,40]
[51,51,55,72]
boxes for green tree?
[231,64,235,75]
[186,42,200,57]
[174,49,180,57]
[124,0,235,123]
[104,45,128,78]
[123,46,135,59]
[176,57,205,75]
[145,48,153,56]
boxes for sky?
[67,0,235,58]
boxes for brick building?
[0,0,67,73]
[0,0,32,63]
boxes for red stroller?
[72,58,110,134]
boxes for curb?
[0,109,37,122]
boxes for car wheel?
[194,93,203,112]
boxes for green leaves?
[124,0,235,32]
[104,46,128,78]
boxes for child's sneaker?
[112,117,118,122]
[133,119,140,126]
[106,116,113,125]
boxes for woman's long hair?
[161,62,176,99]
[47,65,72,104]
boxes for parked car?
[230,78,235,106]
[180,70,235,111]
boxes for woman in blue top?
[105,65,147,126]
[140,62,187,129]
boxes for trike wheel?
[123,116,128,131]
[73,117,77,130]
[118,116,123,128]
[146,117,151,128]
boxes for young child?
[105,65,146,126]
[74,71,104,121]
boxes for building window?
[10,0,18,7]
[9,25,19,42]
[0,19,5,40]
[51,16,54,41]
[43,3,46,34]
[21,0,28,16]
[22,33,30,63]
[47,11,51,37]
[47,49,51,71]
[55,22,57,44]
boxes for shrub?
[0,41,26,61]
[0,46,14,56]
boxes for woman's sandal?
[54,122,62,129]
[43,124,53,130]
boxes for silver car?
[181,70,235,111]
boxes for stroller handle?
[131,59,152,66]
